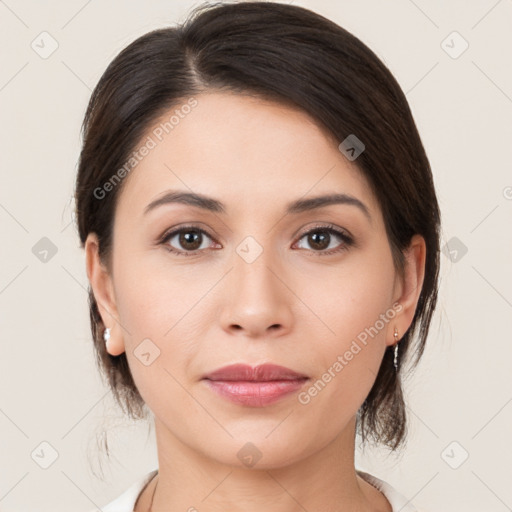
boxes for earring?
[393,327,399,371]
[103,327,111,346]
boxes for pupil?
[310,231,329,250]
[180,230,201,250]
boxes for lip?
[202,363,308,381]
[201,363,309,407]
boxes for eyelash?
[159,223,354,258]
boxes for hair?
[74,0,441,452]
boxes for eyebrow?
[144,190,372,223]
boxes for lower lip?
[203,378,309,407]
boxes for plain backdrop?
[0,1,511,511]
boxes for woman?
[76,2,440,511]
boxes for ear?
[85,233,126,356]
[388,234,426,347]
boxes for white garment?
[91,468,419,512]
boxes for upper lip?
[202,363,309,382]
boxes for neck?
[145,415,391,512]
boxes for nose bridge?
[219,232,292,335]
[232,233,283,301]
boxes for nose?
[219,249,294,339]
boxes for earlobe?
[85,233,125,356]
[390,234,426,346]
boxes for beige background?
[0,1,511,511]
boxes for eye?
[293,223,354,256]
[160,225,218,256]
[159,223,354,257]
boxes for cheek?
[112,247,206,338]
[297,289,392,433]
[111,255,204,413]
[111,250,212,386]
[313,253,395,342]
[303,254,395,399]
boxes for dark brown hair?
[74,1,441,451]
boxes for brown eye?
[306,230,331,250]
[161,227,215,255]
[294,225,353,255]
[177,230,203,251]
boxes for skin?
[86,91,426,512]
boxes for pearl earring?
[103,327,111,346]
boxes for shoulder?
[356,469,420,512]
[88,469,158,512]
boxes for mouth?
[202,362,309,382]
[201,363,310,407]
[202,378,309,407]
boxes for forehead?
[116,91,379,221]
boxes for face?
[87,91,422,468]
